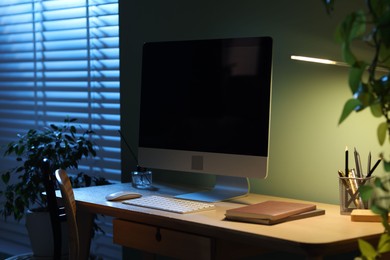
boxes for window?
[0,0,120,180]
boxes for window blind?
[0,0,120,181]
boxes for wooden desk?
[72,183,384,259]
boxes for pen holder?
[131,170,152,189]
[339,175,374,215]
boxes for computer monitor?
[138,36,273,202]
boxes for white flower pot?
[25,209,68,258]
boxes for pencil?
[367,158,381,177]
[345,146,349,177]
[367,152,371,177]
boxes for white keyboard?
[123,195,216,214]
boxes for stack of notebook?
[225,200,325,225]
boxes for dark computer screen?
[139,37,272,157]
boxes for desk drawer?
[113,219,212,259]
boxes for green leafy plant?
[323,0,390,149]
[359,177,390,259]
[323,0,390,258]
[0,118,107,221]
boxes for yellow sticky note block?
[351,209,390,222]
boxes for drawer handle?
[155,227,162,242]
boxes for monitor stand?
[174,175,249,203]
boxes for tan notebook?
[225,200,317,221]
[226,208,325,225]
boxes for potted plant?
[322,0,390,258]
[0,117,107,257]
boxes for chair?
[55,168,80,260]
[43,160,67,259]
[6,159,69,260]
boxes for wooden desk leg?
[77,210,94,260]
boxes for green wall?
[120,0,384,205]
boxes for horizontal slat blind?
[0,0,121,181]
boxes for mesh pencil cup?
[339,173,374,215]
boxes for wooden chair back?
[55,169,80,260]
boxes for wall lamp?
[291,55,389,73]
[290,55,348,67]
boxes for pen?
[354,147,363,177]
[367,158,381,177]
[338,170,355,198]
[349,168,364,208]
[345,146,349,177]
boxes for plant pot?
[25,209,68,258]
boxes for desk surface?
[73,182,384,257]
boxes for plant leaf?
[1,172,10,184]
[339,98,361,124]
[370,102,383,118]
[377,122,387,145]
[349,63,366,93]
[384,160,390,171]
[358,238,378,259]
[341,42,357,65]
[372,177,389,193]
[378,233,390,254]
[50,124,59,131]
[377,11,390,47]
[379,212,390,234]
[370,204,388,216]
[358,184,373,201]
[335,10,366,42]
[379,42,390,67]
[336,11,366,65]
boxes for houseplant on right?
[322,0,390,258]
[0,117,106,257]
